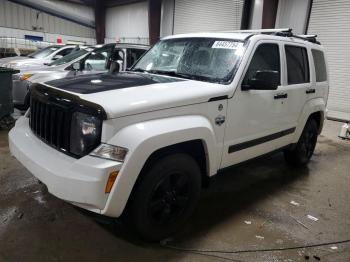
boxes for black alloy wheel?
[126,153,202,241]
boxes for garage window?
[285,45,310,84]
[312,49,327,82]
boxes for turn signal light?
[105,171,119,193]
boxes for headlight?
[70,112,102,156]
[20,73,33,81]
[90,144,128,162]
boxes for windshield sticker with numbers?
[212,41,239,49]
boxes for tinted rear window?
[285,45,310,84]
[312,49,327,82]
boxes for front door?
[77,44,115,75]
[221,42,293,168]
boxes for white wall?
[173,0,244,34]
[160,0,174,37]
[0,0,95,43]
[105,1,149,44]
[275,0,310,34]
[0,26,96,45]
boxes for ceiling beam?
[148,0,161,45]
[94,0,106,44]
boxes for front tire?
[127,153,202,241]
[284,119,318,167]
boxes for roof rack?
[227,28,292,34]
[223,28,320,45]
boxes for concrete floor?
[1,120,350,262]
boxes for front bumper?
[9,116,123,214]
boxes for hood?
[0,56,29,67]
[4,58,45,69]
[45,72,231,119]
[15,64,52,74]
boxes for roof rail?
[294,34,320,44]
[221,28,320,45]
[226,28,292,34]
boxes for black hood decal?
[46,72,186,94]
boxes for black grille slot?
[30,96,72,154]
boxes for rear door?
[280,44,311,128]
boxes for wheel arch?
[293,98,326,143]
[137,139,210,188]
[101,115,219,217]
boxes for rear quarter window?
[312,49,327,82]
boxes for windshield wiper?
[131,68,219,83]
[145,70,195,80]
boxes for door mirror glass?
[243,70,280,90]
[72,62,81,71]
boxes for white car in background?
[12,43,149,109]
[0,45,77,69]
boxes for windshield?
[48,48,90,66]
[28,45,61,59]
[132,38,245,83]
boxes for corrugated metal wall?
[105,1,149,44]
[308,0,350,120]
[0,0,95,44]
[275,0,310,34]
[173,0,244,34]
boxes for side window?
[312,49,327,82]
[242,43,280,87]
[285,45,309,84]
[126,49,146,68]
[84,46,113,71]
[57,48,73,57]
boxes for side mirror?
[52,55,63,61]
[72,62,81,71]
[242,70,280,91]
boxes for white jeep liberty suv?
[9,29,329,241]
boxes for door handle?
[274,93,288,99]
[306,89,316,94]
[215,115,226,126]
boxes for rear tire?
[126,153,202,241]
[284,119,318,167]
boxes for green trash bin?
[0,67,20,120]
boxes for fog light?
[105,171,119,193]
